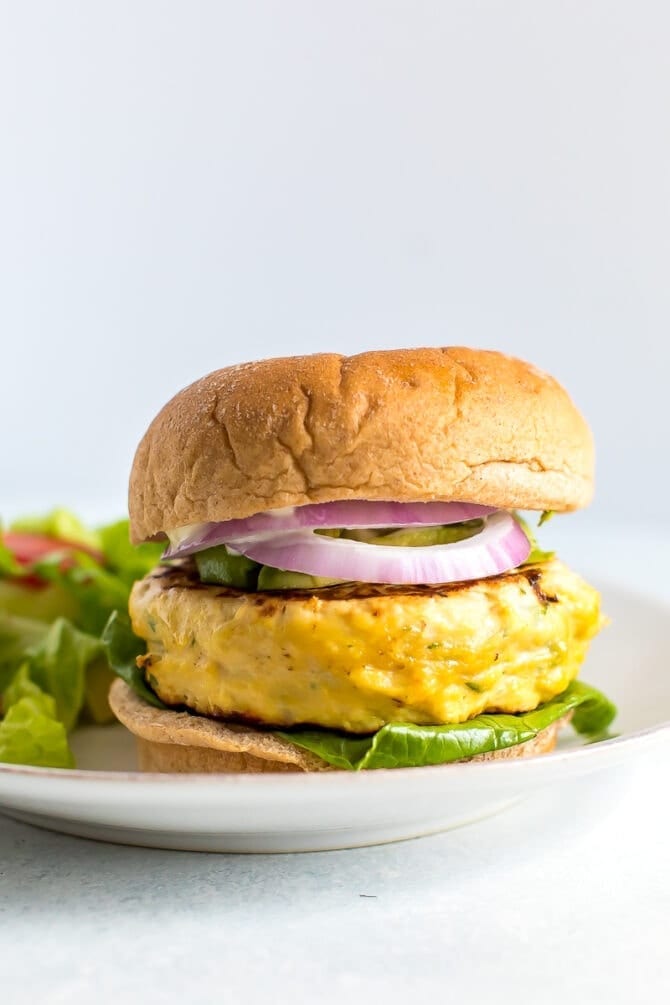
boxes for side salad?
[0,510,162,767]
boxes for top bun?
[129,347,594,543]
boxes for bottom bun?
[109,679,570,774]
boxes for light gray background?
[2,1,668,523]
[2,7,670,1003]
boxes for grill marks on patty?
[152,558,558,603]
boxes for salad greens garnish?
[514,512,555,565]
[102,610,167,710]
[0,666,74,769]
[0,510,163,768]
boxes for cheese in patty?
[129,559,603,733]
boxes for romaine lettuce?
[25,617,104,731]
[0,511,164,767]
[102,610,168,710]
[0,612,105,764]
[0,611,50,691]
[0,694,74,769]
[514,512,555,565]
[277,680,616,769]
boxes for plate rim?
[0,719,667,790]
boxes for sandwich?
[106,347,615,772]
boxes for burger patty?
[129,559,603,733]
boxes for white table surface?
[2,519,669,1004]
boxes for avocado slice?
[194,545,260,589]
[256,566,342,591]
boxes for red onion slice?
[164,500,496,559]
[224,512,531,585]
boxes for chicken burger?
[106,347,614,772]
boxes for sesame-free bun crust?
[129,347,593,542]
[109,679,571,773]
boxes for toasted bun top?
[129,347,594,542]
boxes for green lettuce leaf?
[0,665,74,768]
[0,535,24,577]
[276,680,616,770]
[571,683,618,736]
[0,606,115,743]
[32,552,130,635]
[0,613,114,766]
[26,618,104,731]
[97,520,164,586]
[514,512,555,565]
[0,611,50,692]
[1,613,105,730]
[0,511,165,766]
[2,512,163,635]
[4,661,49,707]
[102,611,168,710]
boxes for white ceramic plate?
[0,580,668,853]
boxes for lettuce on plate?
[0,510,163,768]
[0,665,73,769]
[102,610,167,710]
[277,681,616,769]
